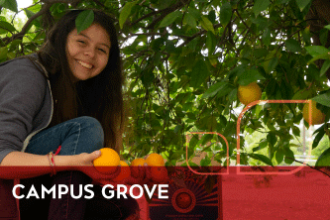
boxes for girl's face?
[66,23,111,81]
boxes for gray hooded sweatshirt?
[0,56,53,164]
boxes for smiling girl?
[0,10,138,220]
[66,23,111,81]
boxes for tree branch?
[129,0,190,29]
[130,7,167,27]
[181,23,222,47]
[91,0,118,21]
[93,0,106,8]
[11,1,41,23]
[3,3,52,45]
[146,0,190,29]
[235,9,249,31]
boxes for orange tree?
[1,0,330,167]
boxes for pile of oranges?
[93,148,168,183]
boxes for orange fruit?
[146,153,165,166]
[113,161,131,182]
[131,158,147,166]
[131,158,146,178]
[93,148,120,174]
[150,167,168,183]
[238,82,262,105]
[303,101,325,125]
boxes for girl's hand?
[70,150,121,185]
[70,150,102,166]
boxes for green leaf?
[292,89,313,100]
[200,155,211,166]
[295,0,311,11]
[23,9,40,32]
[159,10,181,28]
[305,46,329,57]
[254,49,268,58]
[2,0,17,12]
[315,148,330,166]
[0,0,5,6]
[190,60,210,88]
[292,126,300,136]
[174,125,182,133]
[207,116,217,131]
[26,3,41,13]
[75,10,94,34]
[208,10,216,24]
[9,39,21,51]
[312,93,330,107]
[302,27,311,44]
[320,60,330,77]
[119,1,138,29]
[140,70,154,87]
[267,133,277,147]
[313,124,325,136]
[275,149,284,164]
[228,88,238,102]
[266,57,278,73]
[307,65,320,81]
[200,16,215,34]
[253,0,270,15]
[187,8,201,20]
[312,129,325,149]
[252,140,268,152]
[220,2,232,27]
[24,9,35,18]
[206,31,216,54]
[284,148,295,164]
[0,47,7,61]
[262,28,271,46]
[285,39,301,52]
[188,161,199,167]
[308,54,330,64]
[237,69,265,86]
[248,154,273,166]
[320,29,328,46]
[202,81,228,98]
[201,134,214,146]
[189,135,199,149]
[0,21,16,33]
[325,24,330,30]
[251,16,268,29]
[216,84,233,99]
[183,13,197,28]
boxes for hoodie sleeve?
[0,58,47,164]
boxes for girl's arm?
[0,150,101,179]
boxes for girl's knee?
[78,116,103,130]
[76,116,104,151]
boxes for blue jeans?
[25,116,104,156]
[19,117,138,220]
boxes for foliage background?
[1,0,330,168]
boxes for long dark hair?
[37,10,123,152]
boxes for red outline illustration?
[185,100,315,176]
[185,132,229,175]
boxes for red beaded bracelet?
[47,145,62,176]
[47,152,56,176]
